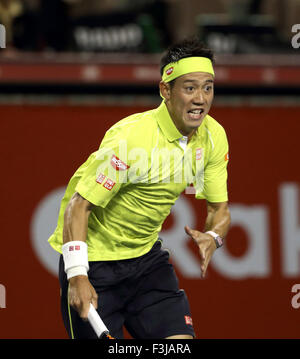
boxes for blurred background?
[0,0,300,339]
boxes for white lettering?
[0,24,5,49]
[0,284,6,308]
[32,181,300,280]
[31,188,65,276]
[128,147,149,183]
[291,24,300,49]
[152,343,191,355]
[291,284,300,309]
[211,204,270,279]
[74,24,143,51]
[280,183,300,277]
[108,343,142,356]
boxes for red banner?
[0,103,300,338]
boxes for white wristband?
[205,231,219,238]
[62,241,89,279]
[66,266,88,280]
[205,231,223,248]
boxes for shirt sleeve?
[195,125,229,202]
[75,127,131,208]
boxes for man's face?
[161,72,214,136]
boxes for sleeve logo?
[103,178,116,191]
[96,173,106,184]
[111,154,130,171]
[96,173,116,191]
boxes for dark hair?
[160,36,214,76]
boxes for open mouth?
[187,109,204,120]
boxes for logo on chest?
[196,148,203,161]
[110,154,130,171]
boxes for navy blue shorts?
[59,240,195,339]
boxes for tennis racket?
[87,303,114,339]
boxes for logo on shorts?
[225,152,229,161]
[110,154,130,171]
[166,67,174,76]
[184,315,193,326]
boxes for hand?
[68,275,98,320]
[184,225,217,278]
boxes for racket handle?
[87,303,109,339]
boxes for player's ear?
[159,81,171,100]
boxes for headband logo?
[166,67,174,76]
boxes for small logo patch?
[103,178,116,191]
[185,315,193,326]
[196,148,203,160]
[225,152,229,161]
[96,173,106,184]
[166,67,174,76]
[110,155,130,171]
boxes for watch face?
[215,236,223,247]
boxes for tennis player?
[49,36,231,339]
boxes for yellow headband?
[162,56,214,83]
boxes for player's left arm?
[204,200,231,238]
[186,121,230,277]
[185,201,230,278]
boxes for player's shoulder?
[108,108,157,134]
[202,114,227,142]
[204,114,226,134]
[104,108,158,149]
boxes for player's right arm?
[63,126,131,319]
[63,192,98,320]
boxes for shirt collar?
[155,101,183,142]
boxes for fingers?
[200,255,208,278]
[185,226,216,277]
[91,290,98,310]
[68,277,98,320]
[80,300,91,321]
[200,249,213,278]
[69,296,89,320]
[199,248,207,274]
[185,226,200,247]
[81,290,98,320]
[184,225,197,239]
[184,225,191,235]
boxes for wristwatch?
[205,231,223,249]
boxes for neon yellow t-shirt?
[48,101,229,260]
